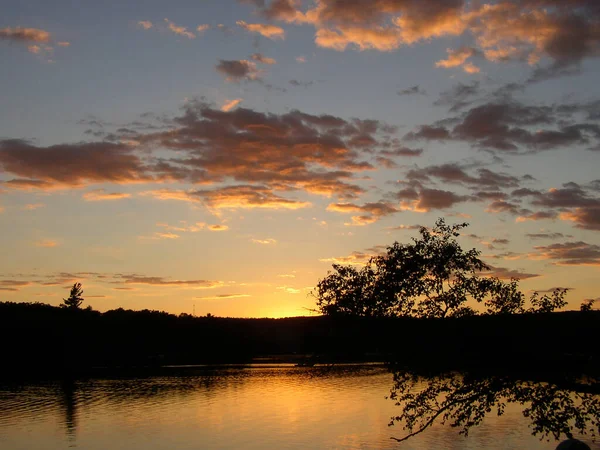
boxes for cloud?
[208,224,229,231]
[395,186,470,212]
[1,102,392,209]
[236,21,285,39]
[397,85,426,96]
[120,275,224,287]
[406,99,600,153]
[0,280,31,290]
[289,79,314,88]
[194,185,312,211]
[57,41,70,47]
[277,285,301,294]
[483,265,539,280]
[197,24,210,33]
[22,203,44,210]
[406,163,521,190]
[327,201,398,225]
[251,52,276,64]
[560,208,600,231]
[0,139,156,188]
[514,183,600,229]
[245,1,600,82]
[164,18,196,39]
[220,98,243,112]
[147,232,180,239]
[196,293,251,299]
[380,146,423,158]
[530,241,600,266]
[34,239,59,247]
[215,59,261,82]
[434,81,482,112]
[296,56,306,63]
[0,27,50,43]
[83,189,131,201]
[386,224,423,231]
[252,238,276,244]
[319,244,387,265]
[525,232,567,240]
[137,21,153,30]
[435,46,480,73]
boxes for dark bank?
[2,300,599,379]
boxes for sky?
[1,0,599,317]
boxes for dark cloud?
[403,188,470,212]
[289,79,314,88]
[525,232,567,240]
[406,100,600,153]
[0,139,156,187]
[531,241,600,265]
[406,163,521,190]
[560,207,600,230]
[119,275,223,287]
[483,265,539,280]
[398,85,426,96]
[215,59,261,82]
[380,146,423,157]
[434,81,481,112]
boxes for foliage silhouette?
[388,370,600,443]
[581,299,597,312]
[313,218,567,318]
[62,283,84,310]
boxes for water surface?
[0,365,596,449]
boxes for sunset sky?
[1,0,599,317]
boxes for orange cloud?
[0,27,50,43]
[83,189,131,201]
[137,21,153,30]
[250,0,600,76]
[35,239,59,248]
[164,18,195,39]
[236,21,285,39]
[197,24,210,33]
[208,224,229,231]
[252,238,276,244]
[221,98,243,112]
[435,47,479,73]
[27,44,42,54]
[22,203,44,210]
[251,53,277,65]
[196,293,251,300]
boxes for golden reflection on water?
[0,366,597,450]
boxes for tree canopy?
[62,282,84,309]
[313,218,567,318]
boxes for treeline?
[1,301,598,379]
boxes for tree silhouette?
[313,218,567,318]
[62,283,84,309]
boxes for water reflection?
[388,370,600,445]
[1,366,598,449]
[60,380,78,445]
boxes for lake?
[0,365,597,449]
